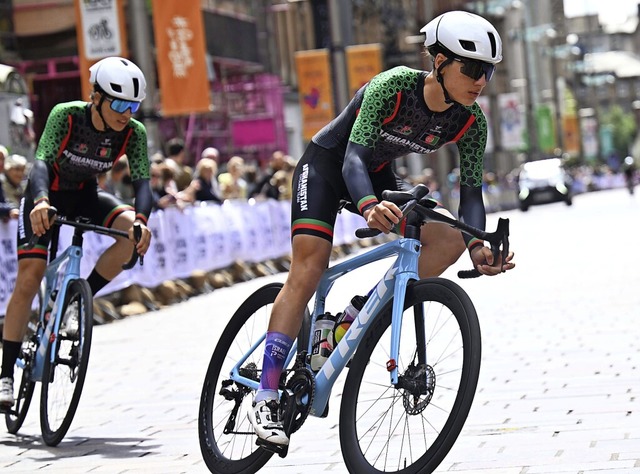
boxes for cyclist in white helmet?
[248,10,514,450]
[0,57,153,410]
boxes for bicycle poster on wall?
[77,0,123,60]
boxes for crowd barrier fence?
[0,199,367,317]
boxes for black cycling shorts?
[290,141,408,242]
[17,182,133,260]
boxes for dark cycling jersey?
[314,65,486,211]
[29,101,152,223]
[309,66,488,247]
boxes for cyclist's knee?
[111,210,135,234]
[17,258,45,281]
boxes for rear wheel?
[40,279,93,446]
[340,278,481,474]
[5,286,43,433]
[199,283,282,473]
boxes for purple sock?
[255,331,293,403]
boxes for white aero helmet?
[89,57,147,101]
[421,11,502,64]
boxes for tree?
[600,105,636,164]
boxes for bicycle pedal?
[256,438,289,458]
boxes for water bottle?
[310,312,336,371]
[44,290,58,323]
[333,294,368,345]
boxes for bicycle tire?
[199,283,281,474]
[5,285,43,433]
[340,278,481,474]
[40,279,93,446]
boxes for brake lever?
[26,207,58,250]
[458,218,510,279]
[122,222,143,270]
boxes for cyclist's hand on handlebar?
[364,201,403,233]
[30,200,54,236]
[129,221,151,256]
[469,245,515,276]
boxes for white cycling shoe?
[248,399,289,447]
[0,377,14,410]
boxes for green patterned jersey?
[313,66,487,188]
[35,101,149,191]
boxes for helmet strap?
[435,57,456,105]
[94,93,113,132]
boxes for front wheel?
[340,278,481,474]
[199,283,282,474]
[40,279,93,446]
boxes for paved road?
[1,188,639,473]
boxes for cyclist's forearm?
[29,159,52,204]
[458,185,486,249]
[132,179,153,223]
[343,141,378,214]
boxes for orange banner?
[295,49,335,142]
[346,44,383,98]
[152,0,211,116]
[74,0,128,101]
[563,115,581,156]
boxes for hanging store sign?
[345,44,383,99]
[295,49,335,142]
[498,92,526,151]
[74,0,128,101]
[152,0,211,116]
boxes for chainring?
[281,367,315,435]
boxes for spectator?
[1,154,28,207]
[165,138,193,191]
[0,146,19,220]
[150,151,165,165]
[200,146,220,163]
[218,155,248,200]
[101,155,134,204]
[200,146,222,198]
[150,162,179,210]
[249,150,288,200]
[182,158,223,204]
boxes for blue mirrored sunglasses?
[105,96,141,114]
[453,57,496,82]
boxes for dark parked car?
[517,158,572,211]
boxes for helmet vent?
[459,40,476,52]
[110,83,123,93]
[132,78,140,98]
[487,32,497,58]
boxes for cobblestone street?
[1,188,639,473]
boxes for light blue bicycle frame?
[228,234,422,417]
[23,243,83,382]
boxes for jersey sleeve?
[343,67,411,214]
[456,103,487,188]
[31,103,74,202]
[35,103,72,166]
[124,120,152,223]
[456,103,488,248]
[125,119,150,181]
